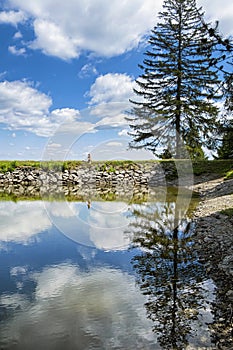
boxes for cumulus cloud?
[105,141,123,147]
[0,10,26,25]
[83,73,136,130]
[1,0,233,60]
[50,107,80,122]
[0,80,51,135]
[197,0,233,36]
[4,0,159,59]
[0,0,233,60]
[0,72,150,158]
[118,129,129,137]
[88,73,135,105]
[78,63,98,78]
[0,81,80,137]
[0,73,134,148]
[90,138,153,161]
[13,31,22,39]
[30,19,78,60]
[8,45,26,56]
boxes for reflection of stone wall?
[0,162,179,187]
[0,183,145,201]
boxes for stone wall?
[0,161,178,188]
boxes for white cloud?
[6,0,159,59]
[50,107,80,122]
[105,141,123,147]
[83,73,136,130]
[46,142,61,149]
[13,31,22,39]
[90,138,153,161]
[96,112,128,128]
[1,0,233,60]
[0,81,80,137]
[78,63,98,78]
[0,71,7,80]
[0,80,51,134]
[0,75,145,159]
[88,73,135,105]
[197,0,233,36]
[118,129,129,137]
[0,10,26,25]
[8,45,26,56]
[30,19,78,60]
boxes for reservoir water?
[0,186,222,349]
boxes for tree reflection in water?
[128,197,209,349]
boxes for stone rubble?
[192,177,233,350]
[0,162,175,188]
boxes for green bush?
[192,160,233,176]
[225,170,233,180]
[220,208,233,217]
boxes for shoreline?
[192,176,233,216]
[191,176,233,349]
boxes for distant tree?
[127,0,223,158]
[186,145,208,160]
[158,142,207,160]
[223,74,233,112]
[158,148,173,159]
[217,74,233,159]
[217,126,233,158]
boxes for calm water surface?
[0,188,217,349]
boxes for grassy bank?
[0,159,232,178]
[192,160,233,178]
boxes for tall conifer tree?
[127,0,221,157]
[217,74,233,159]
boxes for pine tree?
[217,126,233,159]
[127,0,222,158]
[217,74,233,159]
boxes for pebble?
[192,176,233,350]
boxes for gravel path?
[192,177,233,217]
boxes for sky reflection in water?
[0,195,215,349]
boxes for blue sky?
[0,0,232,161]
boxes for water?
[0,186,220,349]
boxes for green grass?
[219,208,233,217]
[225,169,233,180]
[0,159,232,177]
[0,160,84,173]
[192,160,233,177]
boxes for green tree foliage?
[217,125,233,159]
[127,0,222,158]
[217,75,233,159]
